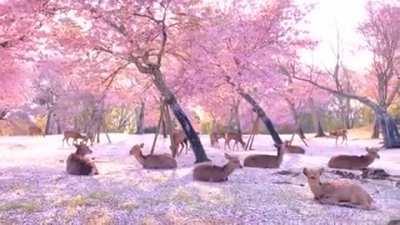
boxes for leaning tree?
[290,1,400,148]
[47,0,211,162]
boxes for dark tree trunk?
[371,116,380,139]
[135,101,145,134]
[298,126,306,139]
[379,113,400,148]
[236,91,282,145]
[169,99,209,162]
[315,121,326,137]
[44,110,53,135]
[153,70,209,163]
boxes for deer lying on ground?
[224,132,246,151]
[303,167,374,210]
[243,144,284,168]
[193,153,242,182]
[63,130,87,146]
[329,129,348,145]
[328,147,380,170]
[170,130,189,156]
[66,143,99,175]
[131,143,177,169]
[28,126,43,136]
[282,140,305,154]
[210,132,224,147]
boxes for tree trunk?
[152,70,209,163]
[236,90,282,145]
[135,101,145,134]
[315,121,326,137]
[371,116,380,139]
[380,113,400,148]
[44,110,53,135]
[309,98,326,137]
[150,104,164,155]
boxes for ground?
[0,133,399,225]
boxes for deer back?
[243,147,283,168]
[142,154,177,169]
[328,154,377,170]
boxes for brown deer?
[328,147,381,170]
[66,143,99,175]
[329,129,348,145]
[63,130,87,146]
[282,140,305,154]
[28,126,43,136]
[210,132,224,147]
[224,132,246,151]
[243,144,284,168]
[303,167,374,210]
[193,153,242,182]
[130,143,177,169]
[170,130,189,156]
[83,131,95,146]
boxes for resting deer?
[224,132,246,151]
[28,126,43,136]
[66,143,99,175]
[63,130,86,146]
[303,167,374,210]
[170,130,189,156]
[210,132,224,147]
[328,147,380,170]
[329,129,348,145]
[243,144,284,168]
[130,143,177,169]
[282,140,305,154]
[193,153,242,182]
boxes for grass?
[0,201,40,213]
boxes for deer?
[63,130,87,146]
[66,143,99,175]
[329,129,348,145]
[243,144,285,168]
[210,132,224,147]
[328,147,381,170]
[169,130,189,157]
[281,140,305,154]
[28,126,43,136]
[303,167,374,210]
[83,131,95,146]
[193,153,242,182]
[224,132,246,151]
[130,143,177,169]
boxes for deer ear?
[139,143,144,148]
[224,153,232,159]
[73,144,79,149]
[303,168,308,176]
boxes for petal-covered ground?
[0,134,399,225]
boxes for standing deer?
[224,132,246,151]
[281,140,305,154]
[243,144,285,168]
[303,167,374,210]
[210,132,224,147]
[28,126,43,136]
[328,147,381,170]
[193,153,242,182]
[66,143,99,175]
[63,130,87,146]
[170,130,189,156]
[329,129,348,145]
[130,143,177,169]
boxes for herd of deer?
[65,127,381,210]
